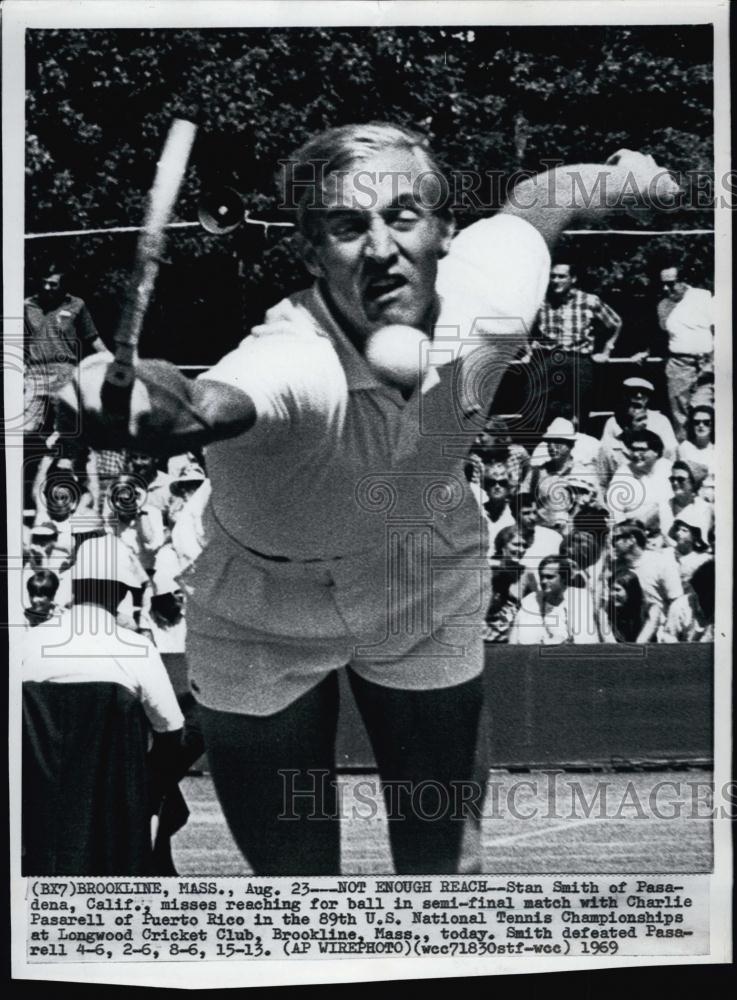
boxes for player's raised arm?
[501,149,681,248]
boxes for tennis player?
[64,124,679,874]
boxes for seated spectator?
[598,377,678,471]
[566,474,610,557]
[168,462,207,526]
[611,518,690,642]
[486,527,537,641]
[24,570,62,628]
[105,473,165,576]
[529,405,600,473]
[526,419,591,531]
[473,416,530,489]
[560,528,606,609]
[87,448,129,514]
[508,555,600,645]
[514,491,562,571]
[601,569,649,643]
[33,460,98,566]
[23,521,62,571]
[659,460,714,542]
[677,405,715,486]
[482,461,516,554]
[606,428,673,528]
[484,564,523,644]
[126,452,174,517]
[596,398,650,490]
[668,512,712,588]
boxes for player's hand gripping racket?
[102,118,197,419]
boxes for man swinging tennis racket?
[61,123,679,875]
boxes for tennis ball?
[364,325,430,389]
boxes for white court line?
[484,815,626,848]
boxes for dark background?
[25,26,714,366]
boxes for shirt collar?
[299,284,382,391]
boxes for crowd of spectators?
[471,374,715,646]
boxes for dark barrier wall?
[336,644,713,770]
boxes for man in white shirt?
[64,125,679,876]
[606,428,673,530]
[657,265,714,440]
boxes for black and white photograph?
[5,0,731,987]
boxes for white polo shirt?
[188,214,550,714]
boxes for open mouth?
[365,273,407,302]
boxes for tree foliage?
[25,26,714,363]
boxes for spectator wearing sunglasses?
[658,460,714,543]
[481,461,516,555]
[676,405,715,487]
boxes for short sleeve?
[198,299,346,447]
[437,214,551,341]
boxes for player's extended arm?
[56,353,257,455]
[501,150,681,249]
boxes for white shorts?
[186,517,490,716]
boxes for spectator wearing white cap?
[606,428,673,529]
[597,377,678,490]
[657,265,714,440]
[529,404,601,474]
[668,510,711,589]
[526,418,596,531]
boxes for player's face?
[307,149,454,342]
[549,265,573,298]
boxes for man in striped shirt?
[533,260,622,427]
